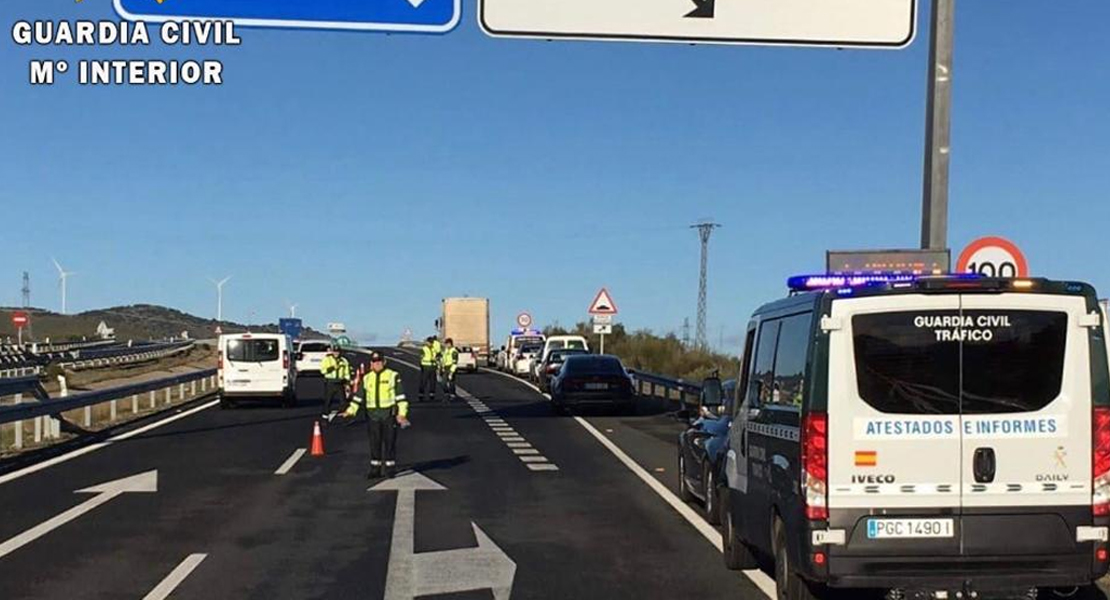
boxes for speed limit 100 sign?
[956,236,1029,278]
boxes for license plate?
[228,379,251,386]
[585,383,607,390]
[867,518,953,539]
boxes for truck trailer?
[440,297,490,367]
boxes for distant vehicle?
[723,275,1110,600]
[217,333,296,408]
[511,343,543,377]
[498,330,545,371]
[536,347,589,392]
[540,335,589,366]
[457,345,478,373]
[440,297,490,366]
[677,376,736,525]
[294,340,330,375]
[549,354,634,414]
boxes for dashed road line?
[274,448,306,476]
[458,388,559,472]
[143,553,208,600]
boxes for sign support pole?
[920,0,954,251]
[599,332,604,355]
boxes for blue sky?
[2,1,1109,350]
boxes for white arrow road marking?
[372,472,516,600]
[143,553,207,600]
[0,470,158,559]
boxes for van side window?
[734,327,756,416]
[747,320,780,408]
[771,313,812,409]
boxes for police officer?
[440,338,459,402]
[344,351,409,478]
[319,343,351,422]
[418,337,438,402]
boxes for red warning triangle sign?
[588,288,618,315]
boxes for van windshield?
[853,310,1067,415]
[563,339,587,350]
[227,339,281,362]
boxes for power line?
[691,221,720,349]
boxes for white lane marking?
[519,456,548,463]
[506,443,533,449]
[274,448,307,476]
[0,399,219,487]
[526,464,559,471]
[573,416,776,598]
[480,365,776,598]
[513,449,540,456]
[143,553,208,600]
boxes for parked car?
[549,354,634,414]
[677,376,736,525]
[539,334,590,366]
[722,275,1110,600]
[294,340,330,375]
[218,333,296,408]
[536,348,589,392]
[457,345,478,373]
[511,343,543,377]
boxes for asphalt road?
[0,348,766,600]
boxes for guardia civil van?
[721,274,1110,600]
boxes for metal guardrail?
[628,370,703,406]
[61,341,194,371]
[0,368,217,451]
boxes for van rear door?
[224,336,284,394]
[828,294,963,557]
[957,293,1091,557]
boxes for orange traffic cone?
[310,420,326,457]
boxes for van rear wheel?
[722,492,758,570]
[774,518,823,600]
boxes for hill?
[0,304,326,342]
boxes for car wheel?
[774,518,823,600]
[704,465,721,525]
[678,454,693,502]
[722,492,758,570]
[219,396,234,410]
[282,390,296,408]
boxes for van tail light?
[282,351,290,370]
[218,350,223,372]
[802,412,829,521]
[1093,408,1110,517]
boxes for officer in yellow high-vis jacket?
[319,344,351,423]
[344,351,408,478]
[440,338,459,402]
[418,337,438,403]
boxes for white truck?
[440,297,490,368]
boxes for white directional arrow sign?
[0,470,158,559]
[372,471,516,600]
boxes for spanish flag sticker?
[854,450,877,467]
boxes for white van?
[499,331,544,371]
[218,333,297,408]
[723,276,1110,599]
[540,335,590,366]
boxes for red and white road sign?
[588,288,618,315]
[516,312,533,329]
[956,236,1029,278]
[11,311,29,328]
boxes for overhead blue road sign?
[114,0,461,34]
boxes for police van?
[721,275,1110,600]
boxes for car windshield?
[227,339,280,362]
[853,309,1068,414]
[564,356,624,375]
[298,342,329,353]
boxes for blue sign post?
[114,0,461,34]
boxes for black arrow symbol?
[685,0,715,19]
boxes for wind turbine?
[209,276,232,328]
[286,301,299,318]
[52,258,75,315]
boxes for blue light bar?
[788,273,981,292]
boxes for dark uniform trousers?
[323,380,346,415]
[366,408,398,465]
[419,366,437,402]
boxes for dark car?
[677,376,736,525]
[549,354,635,414]
[535,348,588,391]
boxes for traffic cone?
[310,420,325,457]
